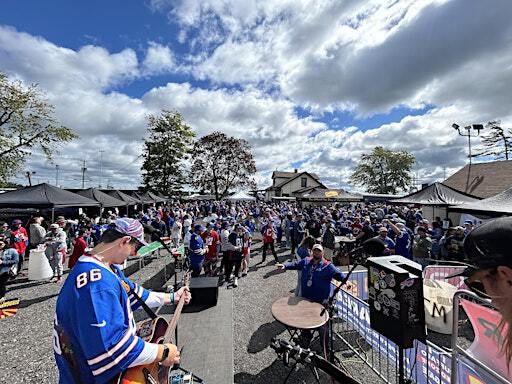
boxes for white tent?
[227,191,256,201]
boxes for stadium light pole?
[452,123,484,165]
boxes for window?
[301,177,307,188]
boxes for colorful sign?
[461,299,512,381]
[0,298,20,319]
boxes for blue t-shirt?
[284,257,344,303]
[54,257,150,384]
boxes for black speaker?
[367,256,426,349]
[188,277,219,307]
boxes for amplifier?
[366,256,426,348]
[188,277,219,307]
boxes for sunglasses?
[129,237,144,253]
[464,268,497,299]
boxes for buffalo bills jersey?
[54,256,152,383]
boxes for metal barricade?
[333,288,449,384]
[451,290,511,384]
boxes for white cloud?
[142,42,175,75]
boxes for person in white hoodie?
[44,223,67,282]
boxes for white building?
[264,170,326,201]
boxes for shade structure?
[131,191,154,204]
[227,191,256,201]
[105,190,139,205]
[388,183,480,206]
[450,186,512,215]
[0,183,100,208]
[75,188,126,208]
[147,191,166,203]
[300,188,363,202]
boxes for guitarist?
[53,218,191,384]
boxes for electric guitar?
[113,272,191,384]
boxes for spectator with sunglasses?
[54,218,191,384]
[448,216,512,364]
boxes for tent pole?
[51,208,55,222]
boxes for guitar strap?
[121,280,158,320]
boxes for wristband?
[171,292,175,304]
[160,345,170,362]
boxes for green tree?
[0,72,78,183]
[189,132,256,200]
[141,110,195,195]
[350,146,415,194]
[472,120,512,160]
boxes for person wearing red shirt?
[68,229,87,269]
[260,219,279,263]
[201,224,220,276]
[10,219,28,274]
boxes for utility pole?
[81,160,87,189]
[99,150,104,188]
[55,164,60,186]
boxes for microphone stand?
[321,248,365,364]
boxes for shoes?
[233,277,238,287]
[241,272,247,277]
[56,277,63,283]
[50,276,58,282]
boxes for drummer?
[276,244,345,304]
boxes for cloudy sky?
[1,0,511,191]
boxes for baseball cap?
[447,217,512,279]
[312,244,324,252]
[12,219,22,225]
[194,224,205,232]
[111,218,148,246]
[50,223,59,229]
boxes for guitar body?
[113,272,190,384]
[117,317,171,384]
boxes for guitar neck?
[161,274,189,344]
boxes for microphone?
[142,222,175,254]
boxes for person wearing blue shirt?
[384,219,410,259]
[189,224,207,277]
[277,244,345,304]
[374,226,396,255]
[0,236,19,301]
[54,218,190,384]
[277,244,346,348]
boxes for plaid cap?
[112,218,148,246]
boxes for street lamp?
[452,123,484,165]
[25,171,36,186]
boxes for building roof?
[274,171,326,189]
[443,160,512,198]
[272,171,319,180]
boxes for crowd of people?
[3,197,512,380]
[0,200,478,302]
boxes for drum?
[272,296,329,329]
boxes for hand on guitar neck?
[157,343,180,367]
[170,286,191,305]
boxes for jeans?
[191,261,203,277]
[413,256,429,269]
[224,259,241,281]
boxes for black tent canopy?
[147,191,166,203]
[388,182,480,206]
[76,188,126,208]
[0,183,100,208]
[450,186,512,215]
[105,190,139,205]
